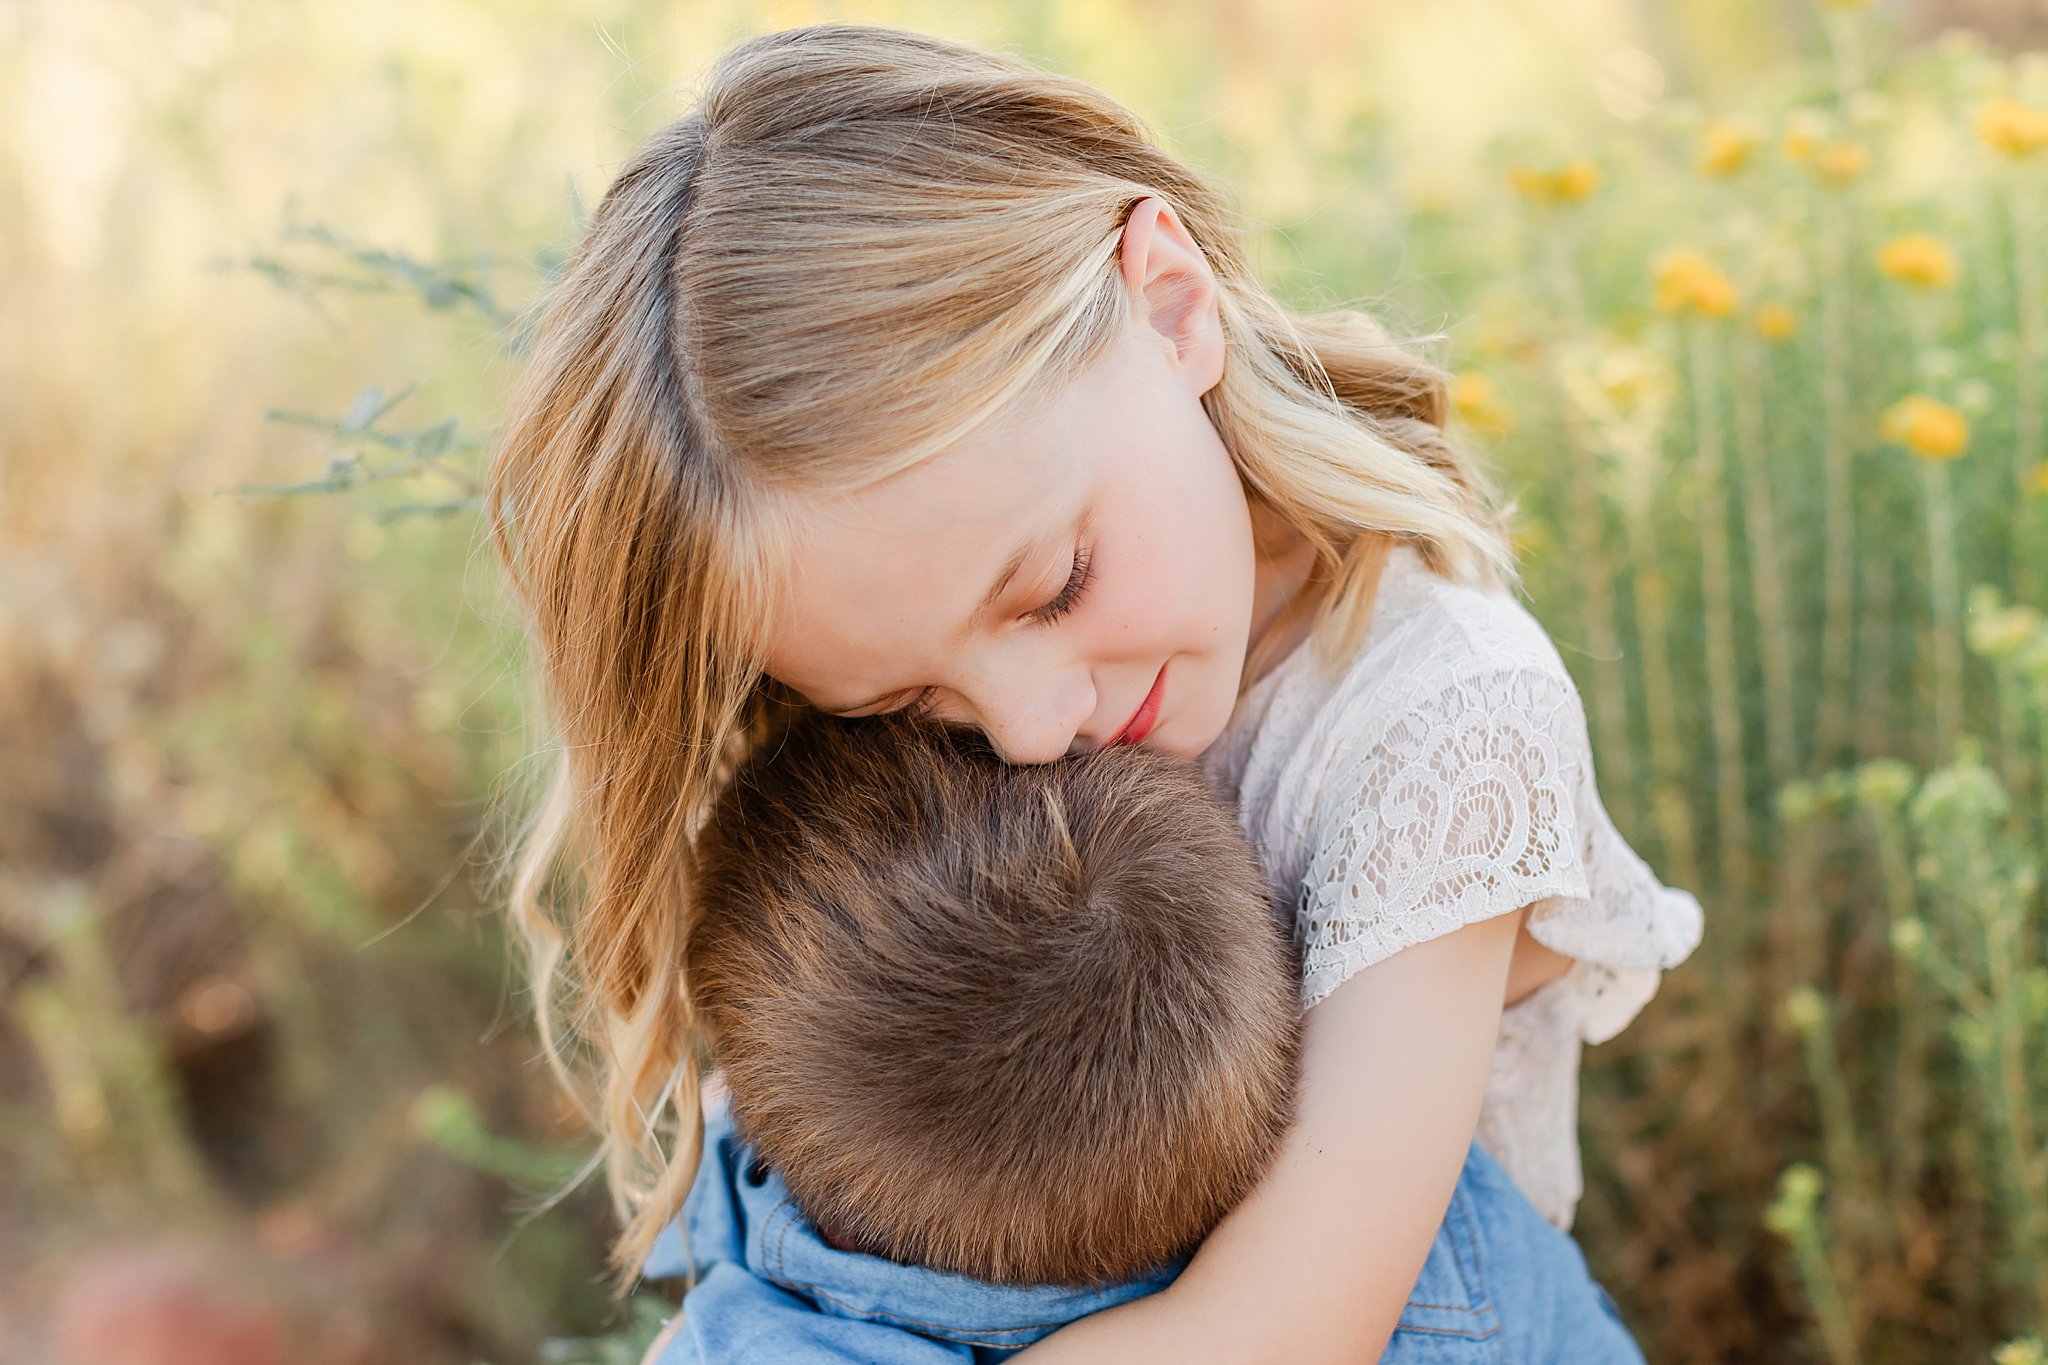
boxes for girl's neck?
[1242,518,1392,693]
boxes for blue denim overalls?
[643,1100,1645,1364]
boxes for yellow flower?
[1877,233,1958,289]
[1697,120,1758,177]
[1508,156,1600,205]
[1653,248,1737,317]
[2029,463,2048,496]
[1754,303,1799,341]
[1811,139,1870,186]
[1593,348,1657,411]
[1882,395,1970,460]
[1977,96,2048,159]
[1472,313,1541,362]
[1452,371,1514,435]
[1782,109,1868,185]
[1597,364,1641,409]
[1555,157,1600,201]
[1782,111,1827,163]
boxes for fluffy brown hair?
[689,712,1300,1287]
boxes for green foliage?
[537,1295,671,1365]
[10,1,2048,1361]
[217,9,2048,1362]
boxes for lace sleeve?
[1295,659,1594,1009]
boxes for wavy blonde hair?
[484,22,1517,1291]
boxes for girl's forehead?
[820,440,1060,538]
[781,413,1083,590]
[759,378,1105,699]
[789,352,1105,546]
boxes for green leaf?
[340,386,385,434]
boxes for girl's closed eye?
[882,548,1095,722]
[1029,545,1094,626]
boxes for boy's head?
[690,712,1298,1287]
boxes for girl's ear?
[1117,197,1225,397]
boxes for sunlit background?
[7,1,2048,1361]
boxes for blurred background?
[6,0,2048,1361]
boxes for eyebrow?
[813,532,1050,716]
[969,534,1045,632]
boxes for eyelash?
[1029,545,1094,626]
[878,547,1095,722]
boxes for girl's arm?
[641,1314,684,1365]
[1011,907,1523,1365]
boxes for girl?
[486,23,1702,1363]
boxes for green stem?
[1538,229,1639,811]
[1562,410,1637,809]
[1798,999,1875,1282]
[1772,812,1824,1056]
[1868,807,1929,1246]
[1785,1180,1865,1365]
[1994,655,2030,828]
[1922,460,1964,763]
[2011,176,2044,601]
[1733,332,1804,791]
[1854,530,1898,762]
[1687,319,1751,900]
[1902,303,1962,766]
[1620,479,1701,893]
[1983,877,2048,1320]
[1817,196,1858,766]
[2037,677,2048,852]
[1819,11,1868,768]
[1794,1233,1863,1365]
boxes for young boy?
[640,714,1642,1363]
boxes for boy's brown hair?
[689,712,1300,1287]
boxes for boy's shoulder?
[642,1095,1177,1363]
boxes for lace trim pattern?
[1298,661,1592,1008]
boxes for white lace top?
[1200,544,1703,1229]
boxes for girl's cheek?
[1106,551,1172,642]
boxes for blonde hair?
[483,22,1517,1290]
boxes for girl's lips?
[1106,664,1167,748]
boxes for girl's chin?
[1148,713,1215,761]
[1135,666,1233,759]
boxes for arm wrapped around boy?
[640,714,1639,1364]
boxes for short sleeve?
[1295,658,1595,1009]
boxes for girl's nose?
[970,666,1096,766]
